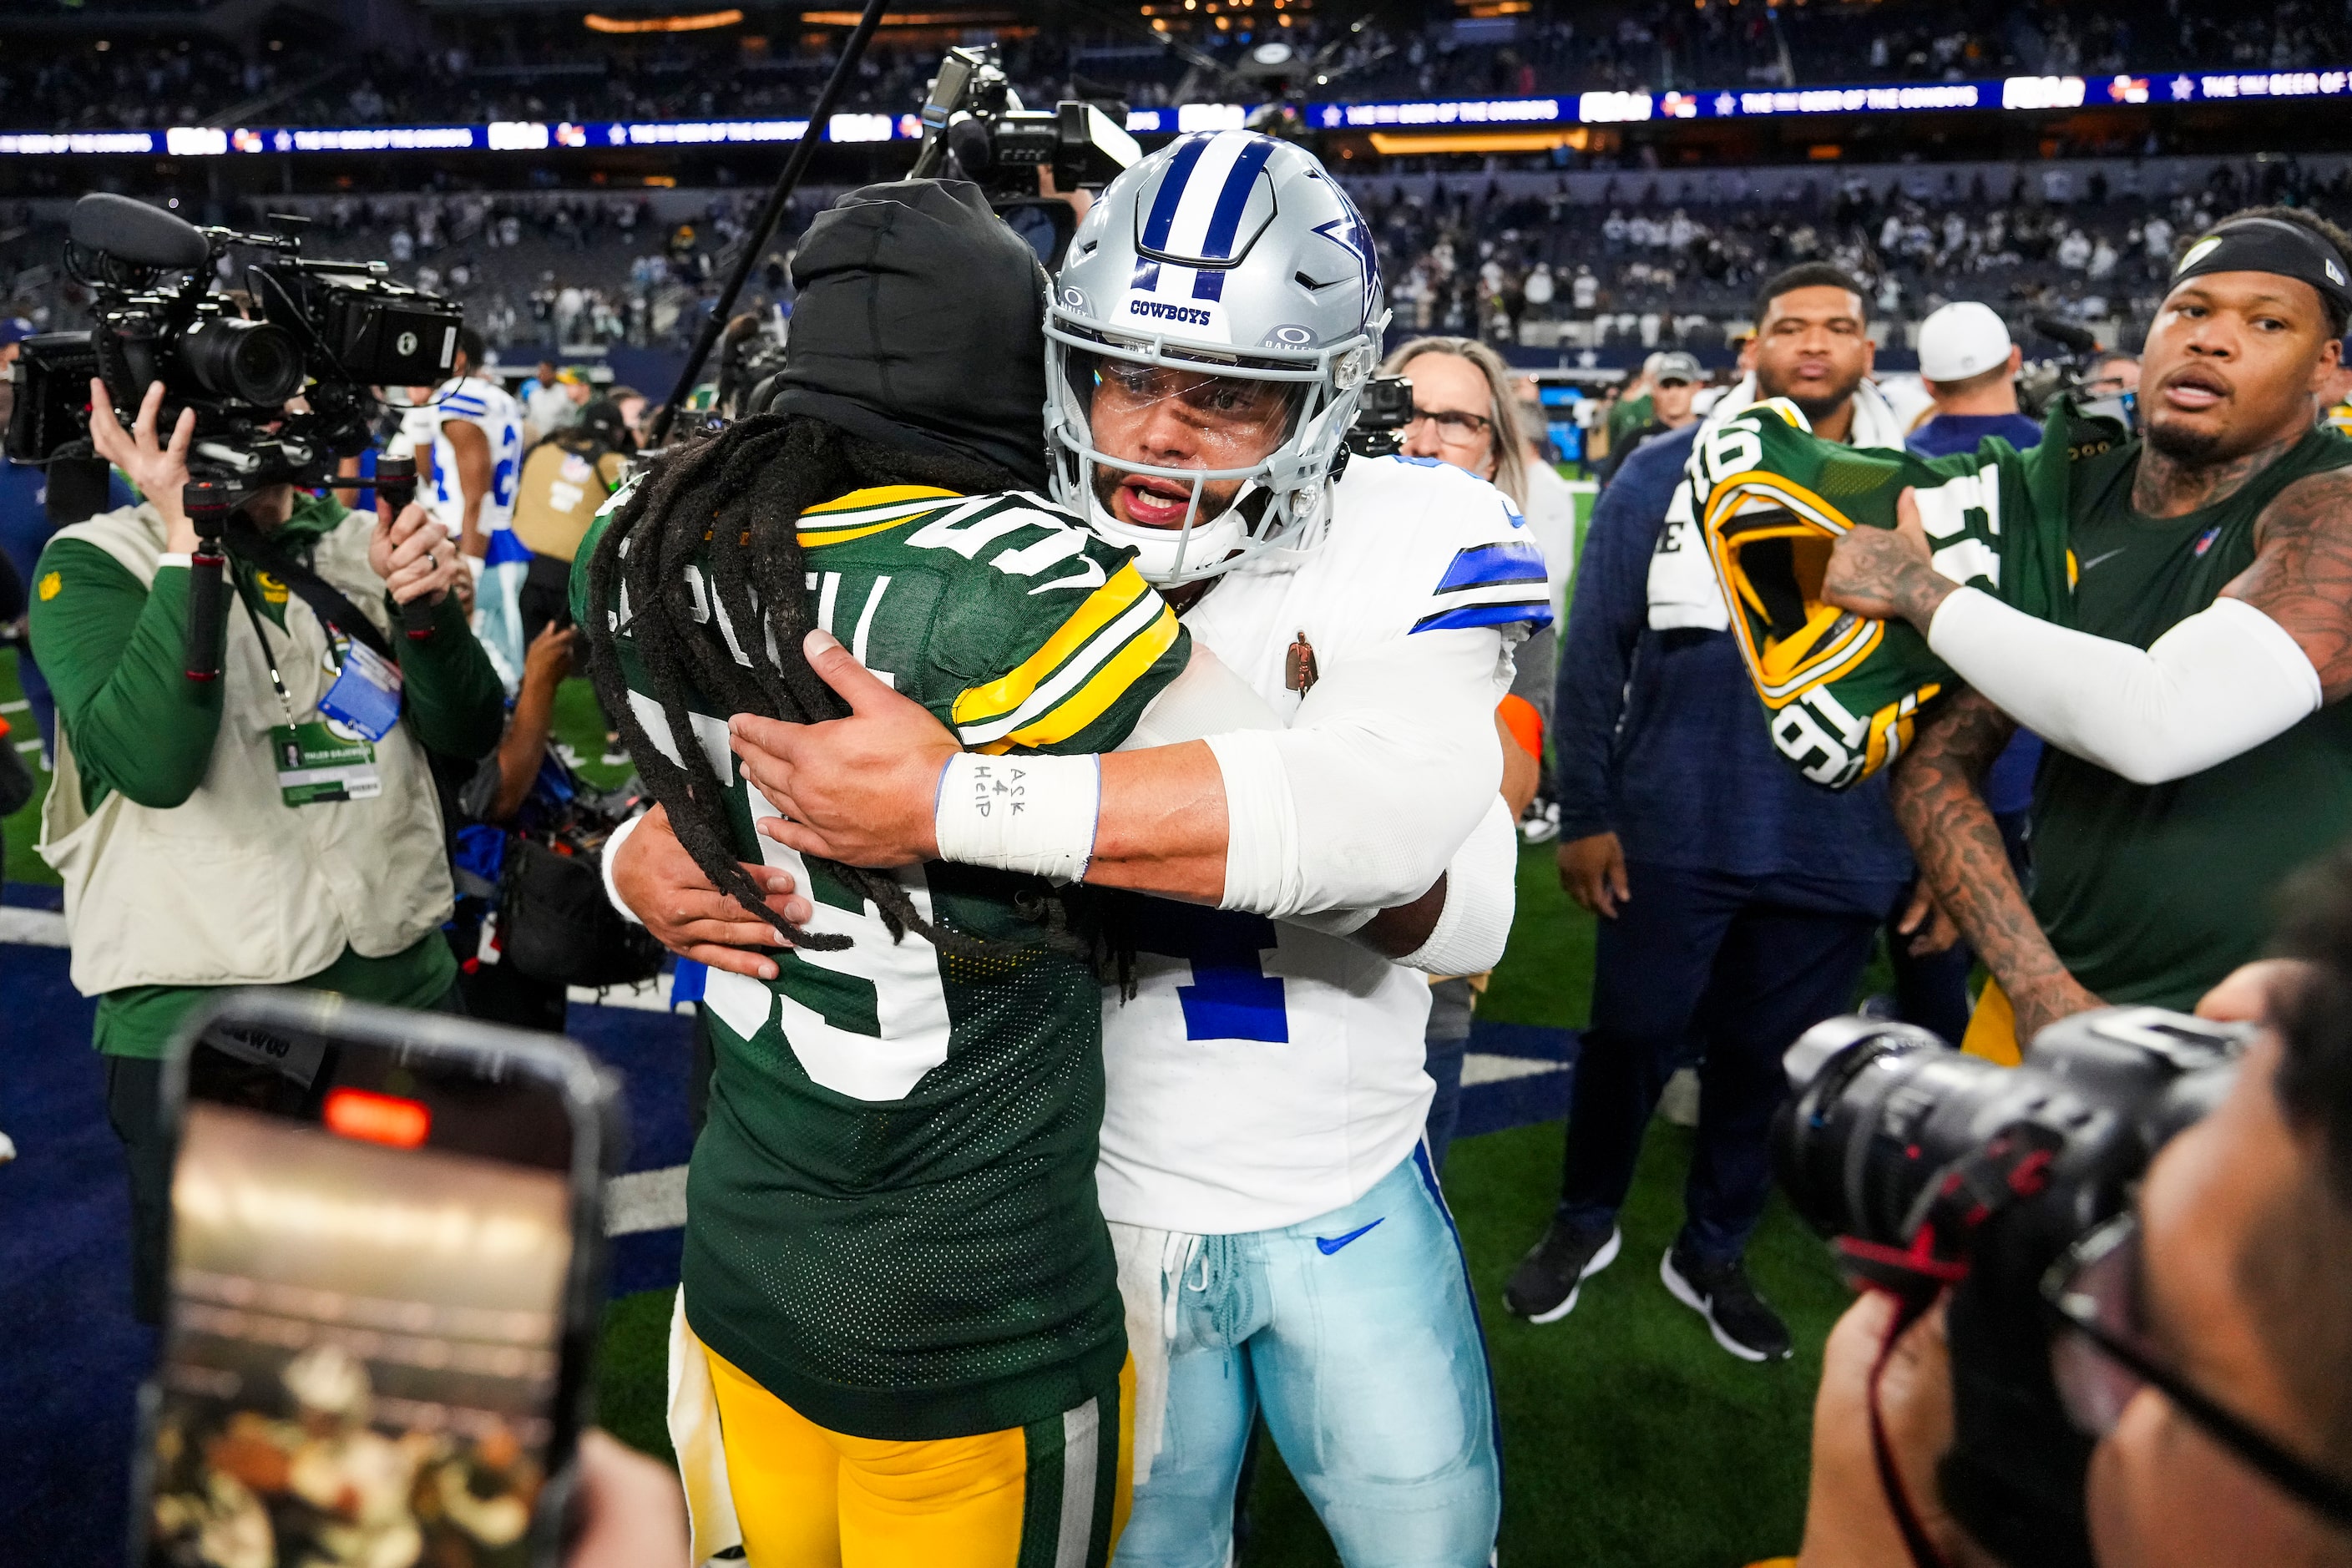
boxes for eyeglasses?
[2041,1211,2352,1531]
[1403,405,1493,448]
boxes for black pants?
[105,981,468,1325]
[518,550,575,650]
[1554,862,1892,1263]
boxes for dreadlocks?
[584,410,1022,956]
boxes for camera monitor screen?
[144,1017,582,1568]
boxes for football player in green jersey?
[1817,207,2352,1055]
[576,180,1226,1568]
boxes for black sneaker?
[1660,1243,1793,1362]
[1503,1218,1621,1323]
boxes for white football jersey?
[427,375,524,539]
[1095,455,1555,1235]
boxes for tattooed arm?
[2226,465,2352,701]
[1892,689,2102,1044]
[1827,466,2341,787]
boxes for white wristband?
[1398,797,1519,976]
[600,810,648,926]
[933,751,1102,885]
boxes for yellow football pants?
[705,1346,1133,1568]
[1962,979,2024,1065]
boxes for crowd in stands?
[8,0,2352,133]
[6,154,2347,363]
[1370,155,2352,356]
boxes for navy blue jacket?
[1553,423,1915,889]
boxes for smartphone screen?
[141,998,607,1568]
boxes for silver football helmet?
[1046,130,1388,584]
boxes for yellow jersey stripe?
[980,604,1182,754]
[802,484,960,517]
[796,485,964,547]
[949,563,1155,729]
[959,587,1171,747]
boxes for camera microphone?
[2031,315,2101,356]
[68,194,211,272]
[372,456,436,642]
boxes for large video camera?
[1775,1006,2250,1568]
[908,46,1140,268]
[9,194,463,492]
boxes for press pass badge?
[317,638,403,743]
[273,721,382,806]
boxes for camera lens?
[179,316,303,405]
[1773,1019,2066,1244]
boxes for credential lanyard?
[235,579,301,732]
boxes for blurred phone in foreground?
[138,992,620,1568]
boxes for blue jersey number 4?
[1137,904,1288,1043]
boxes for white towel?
[665,1291,745,1568]
[1109,1221,1204,1486]
[1645,375,1906,632]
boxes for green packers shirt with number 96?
[570,482,1190,1442]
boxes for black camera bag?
[496,837,665,990]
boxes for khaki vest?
[37,502,456,996]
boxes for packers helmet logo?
[255,570,290,605]
[37,570,60,601]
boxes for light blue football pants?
[1115,1147,1501,1568]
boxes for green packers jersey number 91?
[1693,397,2100,789]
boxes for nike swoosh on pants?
[1314,1218,1385,1255]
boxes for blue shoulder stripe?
[1413,599,1555,635]
[1435,539,1550,594]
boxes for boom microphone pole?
[650,0,893,445]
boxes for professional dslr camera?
[1775,1006,2251,1568]
[8,193,463,492]
[907,45,1140,268]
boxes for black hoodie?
[767,179,1054,490]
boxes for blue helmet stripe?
[1435,540,1550,594]
[1191,269,1225,301]
[1140,134,1213,255]
[1199,135,1277,260]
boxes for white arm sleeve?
[1927,587,2323,786]
[1209,629,1505,919]
[1393,795,1520,976]
[600,809,649,925]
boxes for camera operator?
[30,377,504,1323]
[1795,856,2352,1568]
[1823,208,2352,1055]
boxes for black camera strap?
[222,511,400,665]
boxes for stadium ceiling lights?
[583,8,745,31]
[13,68,2352,159]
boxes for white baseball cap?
[1916,301,2015,383]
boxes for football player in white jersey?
[718,132,1547,1567]
[427,327,531,689]
[426,327,524,556]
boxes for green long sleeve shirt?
[28,492,508,1056]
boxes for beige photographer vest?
[37,502,455,996]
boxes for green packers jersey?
[573,483,1190,1441]
[1694,397,2101,788]
[2034,427,2352,1009]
